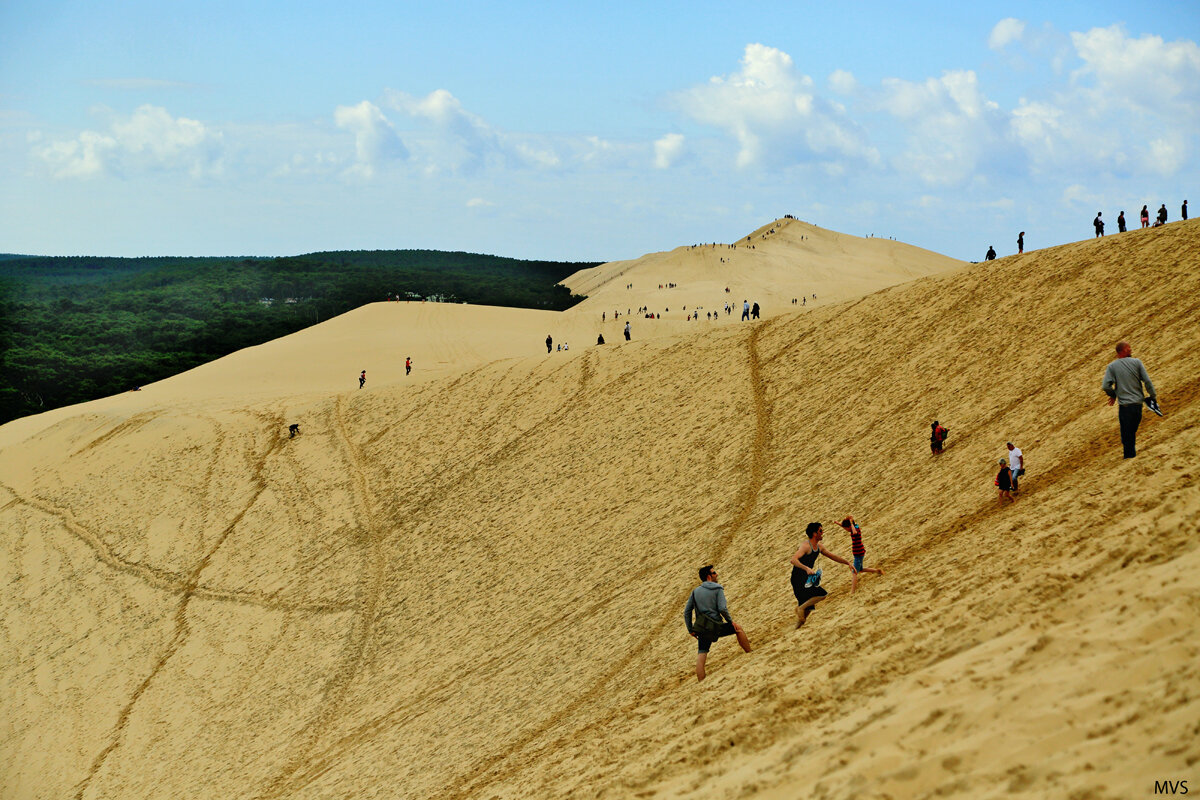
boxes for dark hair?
[699,564,714,581]
[840,518,853,529]
[805,522,822,537]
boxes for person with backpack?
[1093,212,1104,237]
[684,565,752,681]
[930,421,948,455]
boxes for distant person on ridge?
[1157,204,1168,225]
[790,522,857,628]
[1017,232,1025,253]
[1183,200,1188,221]
[930,421,948,455]
[1093,212,1104,237]
[359,370,366,389]
[546,334,553,354]
[1102,341,1159,459]
[624,321,631,341]
[1117,212,1126,233]
[684,565,752,682]
[985,245,996,261]
[1141,205,1150,228]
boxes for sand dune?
[1,220,1198,799]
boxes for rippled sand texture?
[2,220,1197,799]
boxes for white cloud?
[829,69,858,95]
[989,18,1026,51]
[877,70,1007,184]
[34,105,222,179]
[382,88,560,172]
[1070,25,1200,116]
[653,133,685,168]
[333,100,407,178]
[670,43,877,168]
[466,197,494,208]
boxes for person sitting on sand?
[790,522,856,628]
[684,565,751,682]
[839,516,883,592]
[597,334,605,345]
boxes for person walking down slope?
[1006,442,1024,492]
[985,245,997,261]
[1102,340,1158,459]
[1093,212,1104,237]
[742,300,750,321]
[751,302,760,320]
[996,460,1015,506]
[359,370,366,389]
[546,335,553,354]
[684,565,752,682]
[790,522,857,628]
[1140,205,1150,228]
[405,357,412,376]
[624,321,631,341]
[930,421,948,455]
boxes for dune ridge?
[1,220,1198,799]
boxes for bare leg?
[696,652,707,682]
[732,623,752,652]
[796,596,824,627]
[862,567,884,576]
[851,571,859,594]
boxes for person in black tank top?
[789,522,856,628]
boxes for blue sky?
[1,1,1198,262]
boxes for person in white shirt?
[1006,442,1024,492]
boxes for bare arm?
[818,544,855,570]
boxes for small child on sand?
[996,460,1014,505]
[839,516,883,593]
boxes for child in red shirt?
[839,515,883,593]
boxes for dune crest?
[2,221,1198,799]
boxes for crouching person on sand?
[684,565,751,682]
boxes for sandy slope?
[1,221,1198,800]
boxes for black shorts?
[696,622,736,653]
[791,576,828,605]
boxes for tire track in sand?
[73,420,283,799]
[429,321,773,800]
[253,393,389,800]
[258,340,748,798]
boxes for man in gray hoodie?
[684,565,752,681]
[1102,341,1158,458]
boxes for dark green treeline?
[0,250,593,424]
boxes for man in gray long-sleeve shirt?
[684,565,751,681]
[1102,341,1157,458]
